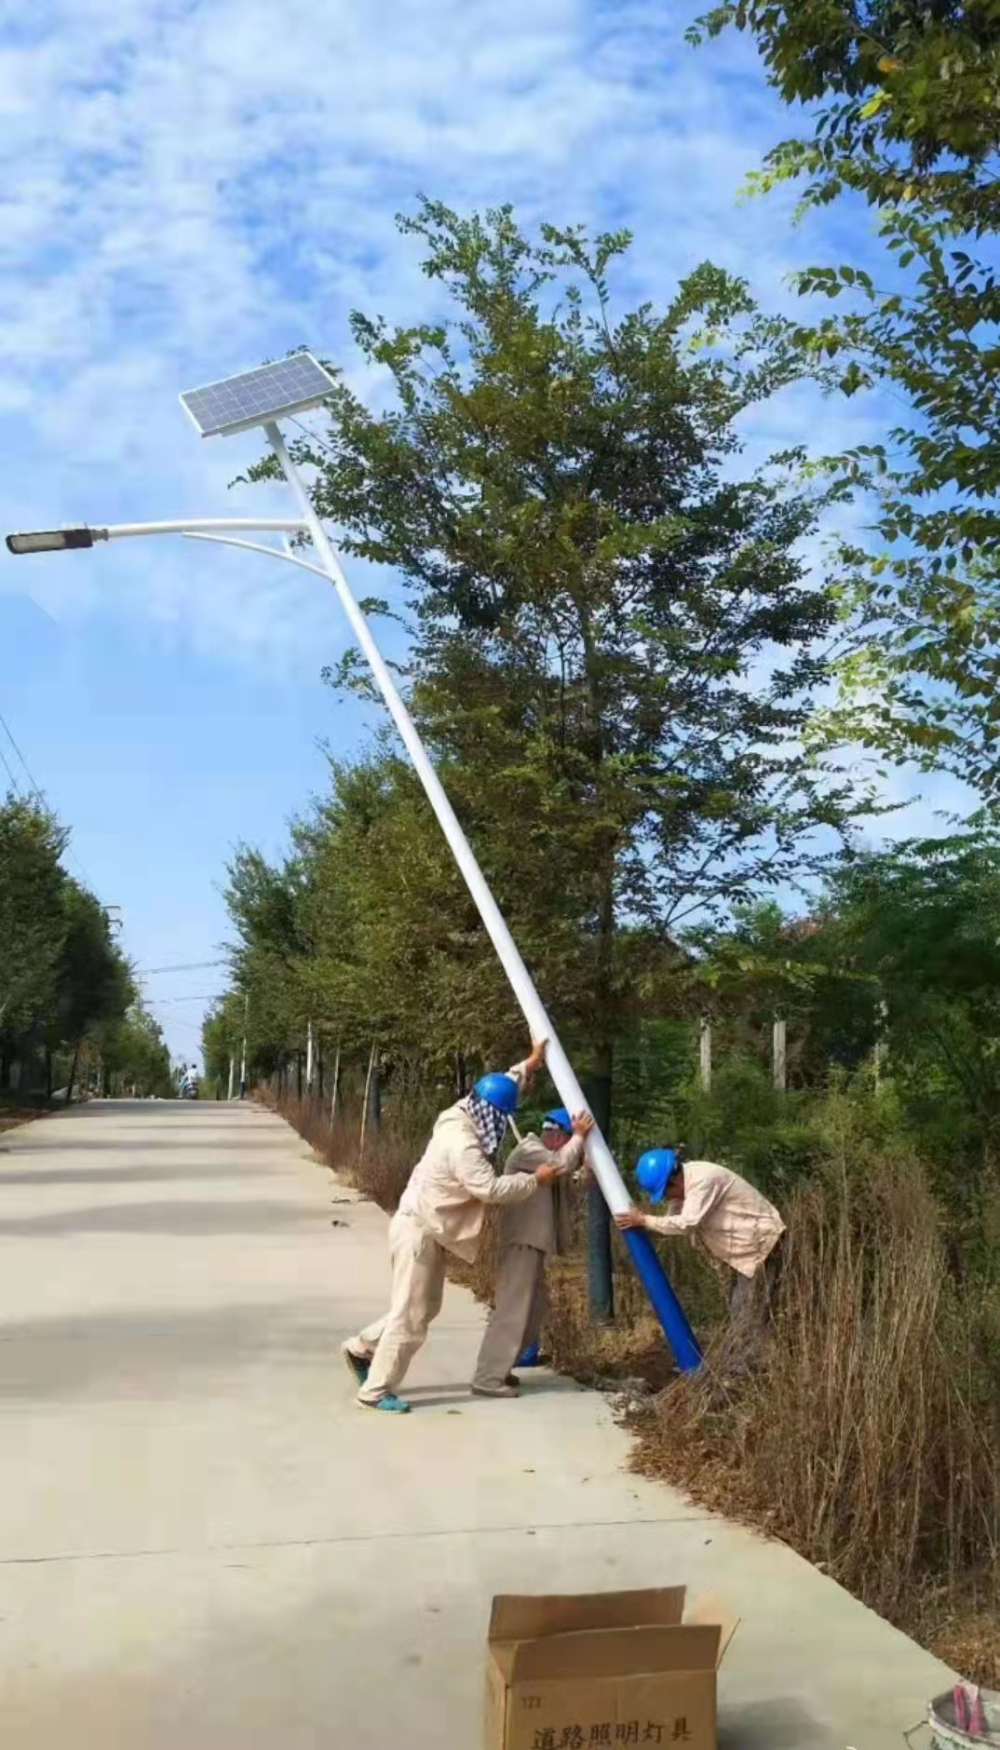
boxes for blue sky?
[0,0,972,1066]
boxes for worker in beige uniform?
[472,1106,594,1399]
[616,1147,786,1349]
[343,1039,559,1414]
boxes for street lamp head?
[6,526,100,555]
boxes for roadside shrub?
[636,1128,1000,1640]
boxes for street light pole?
[239,992,249,1102]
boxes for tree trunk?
[587,1048,615,1325]
[588,864,616,1324]
[578,622,617,1325]
[454,1050,467,1099]
[367,1058,382,1132]
[296,1052,303,1100]
[330,1040,341,1128]
[45,1047,53,1100]
[359,1040,377,1160]
[699,1017,712,1092]
[65,1041,80,1106]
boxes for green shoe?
[360,1393,410,1414]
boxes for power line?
[0,738,19,795]
[145,994,221,1004]
[138,959,229,975]
[0,700,96,893]
[0,709,42,798]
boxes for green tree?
[0,793,135,1099]
[825,827,1000,1177]
[0,796,67,1065]
[202,997,242,1089]
[249,202,878,1119]
[690,3,1000,789]
[51,882,133,1102]
[223,846,312,1081]
[99,1003,174,1098]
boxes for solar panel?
[179,353,336,438]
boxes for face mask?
[466,1091,507,1158]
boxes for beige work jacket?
[645,1159,785,1278]
[396,1063,537,1263]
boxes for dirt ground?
[0,1103,50,1135]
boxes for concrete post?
[699,1017,712,1093]
[773,1016,787,1093]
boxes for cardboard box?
[485,1587,738,1750]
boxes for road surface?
[0,1099,951,1746]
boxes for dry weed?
[634,1154,1000,1654]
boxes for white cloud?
[0,0,881,669]
[1,0,977,1069]
[0,0,973,839]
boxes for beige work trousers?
[350,1210,447,1403]
[473,1242,546,1391]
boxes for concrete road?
[0,1099,951,1748]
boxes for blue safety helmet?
[542,1107,572,1134]
[473,1072,520,1115]
[635,1148,679,1203]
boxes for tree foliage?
[690,3,1000,789]
[689,826,1000,1198]
[0,793,136,1094]
[98,1004,174,1098]
[244,202,881,1095]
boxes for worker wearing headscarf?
[472,1106,594,1398]
[344,1038,559,1412]
[616,1148,785,1344]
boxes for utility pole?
[239,993,248,1100]
[773,1015,787,1093]
[330,1039,341,1129]
[699,1017,712,1093]
[359,1040,377,1160]
[874,995,888,1089]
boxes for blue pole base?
[623,1228,702,1372]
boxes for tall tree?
[250,202,878,1110]
[0,797,67,1059]
[249,203,882,1317]
[99,1003,174,1098]
[50,882,132,1102]
[690,2,1000,789]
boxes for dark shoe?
[342,1342,370,1386]
[472,1381,520,1399]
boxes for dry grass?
[632,1152,1000,1669]
[0,1100,51,1135]
[262,1076,1000,1680]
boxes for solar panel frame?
[179,353,337,438]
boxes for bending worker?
[472,1106,594,1399]
[343,1038,559,1414]
[616,1148,785,1343]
